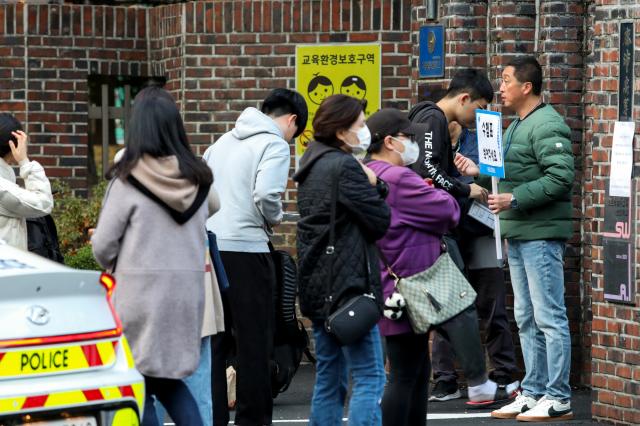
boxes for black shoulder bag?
[323,158,381,346]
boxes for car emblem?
[26,305,50,326]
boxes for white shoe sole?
[516,412,574,422]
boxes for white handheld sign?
[476,110,505,178]
[475,109,504,261]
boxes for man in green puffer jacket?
[482,57,575,422]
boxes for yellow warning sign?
[295,43,381,165]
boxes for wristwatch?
[510,194,518,210]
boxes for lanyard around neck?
[503,119,521,158]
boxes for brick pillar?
[585,0,640,424]
[537,0,589,387]
[412,0,489,103]
[0,3,149,196]
[0,3,26,124]
[156,0,415,253]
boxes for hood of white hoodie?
[231,107,284,141]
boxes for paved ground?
[162,363,596,425]
[232,364,598,425]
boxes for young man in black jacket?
[409,69,491,202]
[409,69,519,404]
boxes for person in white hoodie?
[203,88,307,426]
[0,114,53,250]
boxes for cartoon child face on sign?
[340,76,367,100]
[307,74,334,105]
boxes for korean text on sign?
[295,43,381,167]
[475,110,504,178]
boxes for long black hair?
[110,86,212,187]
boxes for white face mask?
[347,125,372,153]
[391,136,419,166]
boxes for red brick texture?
[144,1,414,249]
[585,1,640,424]
[1,2,639,423]
[0,3,149,194]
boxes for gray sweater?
[203,107,289,252]
[92,155,218,379]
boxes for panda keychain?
[384,290,406,320]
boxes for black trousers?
[432,267,518,384]
[434,305,487,386]
[382,333,430,426]
[381,306,487,425]
[213,251,275,426]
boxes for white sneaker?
[516,396,573,422]
[490,392,538,419]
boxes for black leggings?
[142,376,203,426]
[381,333,430,426]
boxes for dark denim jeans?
[142,376,203,426]
[155,337,212,425]
[310,323,385,426]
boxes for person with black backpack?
[269,245,313,397]
[26,214,64,263]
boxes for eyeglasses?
[473,101,487,110]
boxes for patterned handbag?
[382,247,477,334]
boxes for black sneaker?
[428,380,461,402]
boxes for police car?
[0,244,144,425]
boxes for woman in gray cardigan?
[92,87,218,426]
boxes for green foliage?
[52,181,107,270]
[63,244,101,270]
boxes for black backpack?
[269,246,314,397]
[26,215,64,263]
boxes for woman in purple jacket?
[365,109,518,426]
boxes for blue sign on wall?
[419,25,445,78]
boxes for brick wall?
[537,0,590,388]
[0,3,149,195]
[0,0,415,242]
[584,1,640,424]
[147,0,415,250]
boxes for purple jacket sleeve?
[393,168,460,235]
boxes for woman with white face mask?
[366,109,517,425]
[294,95,391,425]
[366,109,459,426]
